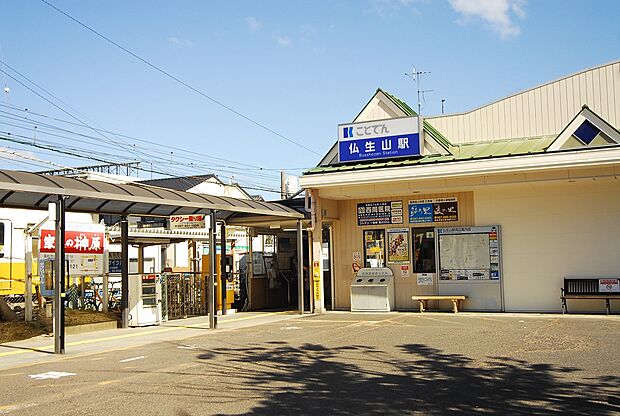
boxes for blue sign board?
[409,198,459,224]
[339,133,420,163]
[409,202,434,223]
[109,259,122,274]
[338,117,420,163]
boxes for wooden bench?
[561,278,620,315]
[411,295,467,313]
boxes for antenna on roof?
[405,66,431,152]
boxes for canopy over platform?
[0,169,303,219]
[0,168,305,352]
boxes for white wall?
[189,179,250,199]
[475,179,620,312]
[427,61,620,143]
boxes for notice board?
[437,226,501,281]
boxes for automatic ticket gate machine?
[202,254,234,313]
[128,274,163,326]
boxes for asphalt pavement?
[0,311,619,415]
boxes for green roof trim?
[423,120,453,150]
[379,89,417,116]
[304,136,556,175]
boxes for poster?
[416,273,434,285]
[357,201,403,226]
[400,265,410,277]
[409,198,458,223]
[387,228,410,264]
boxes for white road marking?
[29,371,76,380]
[120,356,145,363]
[281,326,301,330]
[176,345,196,350]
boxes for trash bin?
[350,267,394,312]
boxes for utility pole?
[280,171,287,199]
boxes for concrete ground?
[0,311,619,415]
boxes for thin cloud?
[245,16,262,32]
[167,37,193,48]
[273,36,292,47]
[449,0,527,39]
[367,0,419,19]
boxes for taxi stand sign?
[338,117,420,163]
[169,214,206,230]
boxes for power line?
[39,0,321,157]
[0,102,303,175]
[0,67,242,191]
[0,112,284,183]
[0,62,289,193]
[0,131,282,194]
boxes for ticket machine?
[128,274,163,326]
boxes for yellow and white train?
[0,208,97,295]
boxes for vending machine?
[128,274,163,326]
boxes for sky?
[0,0,619,197]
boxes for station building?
[300,60,620,313]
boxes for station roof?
[305,135,556,175]
[0,169,303,220]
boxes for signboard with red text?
[39,223,105,275]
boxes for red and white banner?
[40,224,105,254]
[169,214,206,230]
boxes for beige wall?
[327,177,620,313]
[475,179,620,312]
[331,191,474,310]
[427,61,620,143]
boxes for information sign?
[357,201,403,226]
[437,226,501,281]
[338,117,420,163]
[109,252,122,274]
[39,223,105,276]
[409,198,458,223]
[599,278,619,293]
[169,214,206,230]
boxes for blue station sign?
[338,117,420,163]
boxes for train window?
[0,222,4,246]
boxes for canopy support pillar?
[121,216,129,329]
[297,219,304,314]
[53,196,66,354]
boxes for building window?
[412,227,435,273]
[573,120,600,145]
[363,229,385,268]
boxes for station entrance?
[0,168,305,353]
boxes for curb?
[65,320,118,335]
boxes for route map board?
[437,226,501,281]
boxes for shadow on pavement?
[184,341,620,415]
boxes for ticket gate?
[128,274,163,326]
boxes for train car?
[0,208,98,296]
